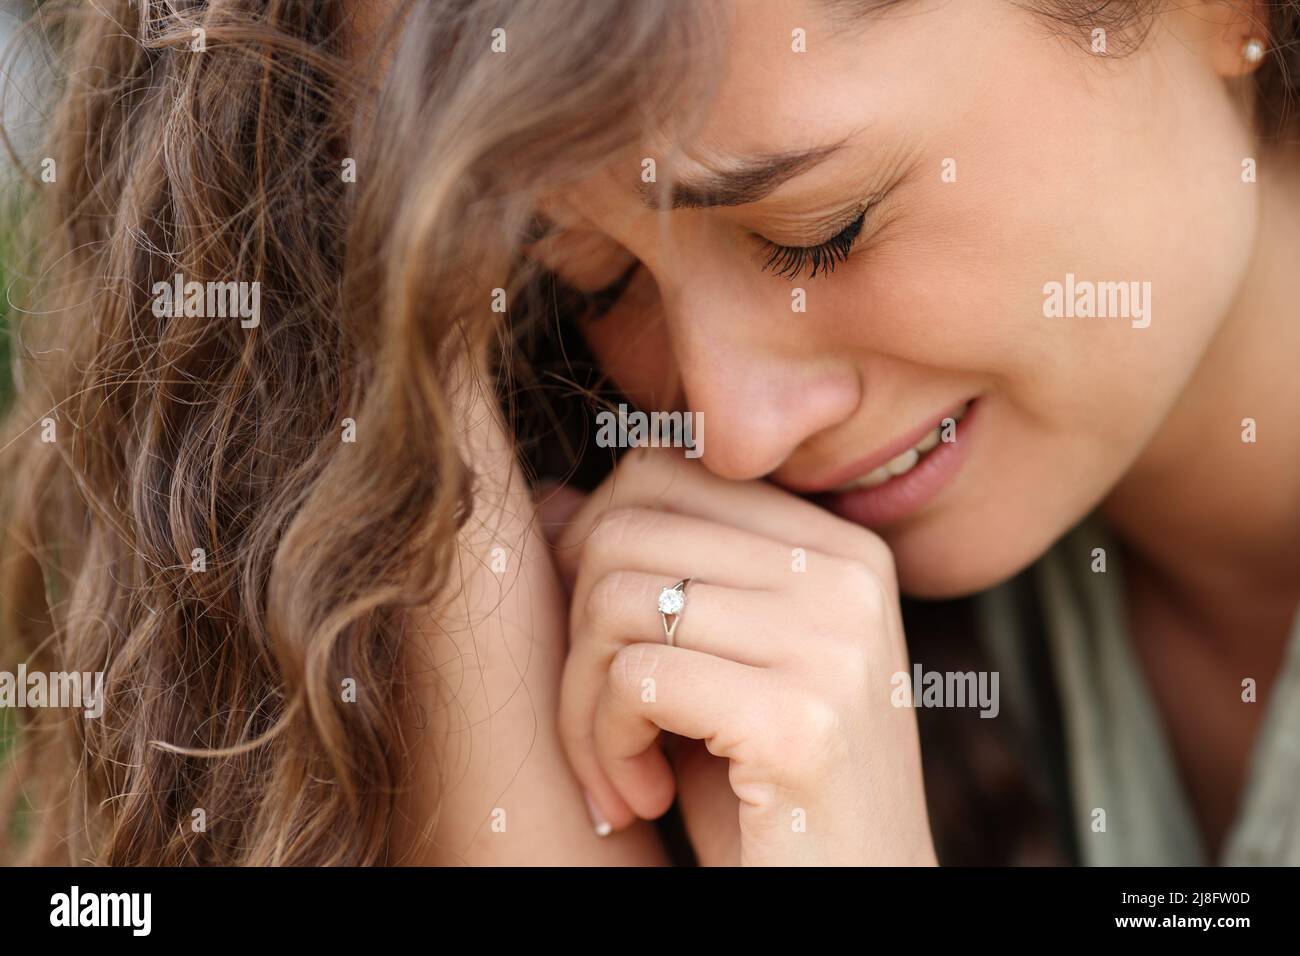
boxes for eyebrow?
[637,141,849,210]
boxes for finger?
[558,506,804,826]
[552,452,902,657]
[593,641,770,820]
[573,572,784,666]
[564,505,793,595]
[554,449,888,583]
[560,575,780,831]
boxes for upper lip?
[776,399,972,495]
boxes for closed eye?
[565,202,871,320]
[758,208,867,281]
[584,259,641,320]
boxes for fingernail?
[583,789,613,837]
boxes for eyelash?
[579,259,641,322]
[575,206,870,320]
[758,209,867,280]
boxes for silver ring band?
[657,578,691,646]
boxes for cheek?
[846,109,1254,595]
[860,6,1253,431]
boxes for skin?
[390,358,670,864]
[533,0,1300,861]
[350,0,667,865]
[548,451,936,864]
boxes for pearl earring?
[1242,37,1266,65]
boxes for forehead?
[670,0,873,160]
[566,0,991,217]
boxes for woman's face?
[534,0,1258,597]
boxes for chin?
[885,519,1057,601]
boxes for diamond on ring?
[658,578,690,645]
[657,587,685,616]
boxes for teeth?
[830,401,971,493]
[915,427,941,453]
[860,465,891,487]
[886,447,920,476]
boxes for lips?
[783,399,973,496]
[788,397,980,530]
[827,401,970,493]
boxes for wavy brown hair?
[3,0,1299,867]
[0,0,707,865]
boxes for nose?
[665,282,862,482]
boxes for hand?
[545,448,937,866]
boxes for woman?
[2,0,1296,866]
[538,0,1300,867]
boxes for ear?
[1178,1,1270,79]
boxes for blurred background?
[0,0,44,404]
[0,0,44,782]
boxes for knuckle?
[821,517,894,574]
[829,638,872,686]
[591,506,658,553]
[609,641,657,695]
[854,531,896,579]
[827,557,887,616]
[762,692,843,778]
[794,694,842,748]
[584,570,639,633]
